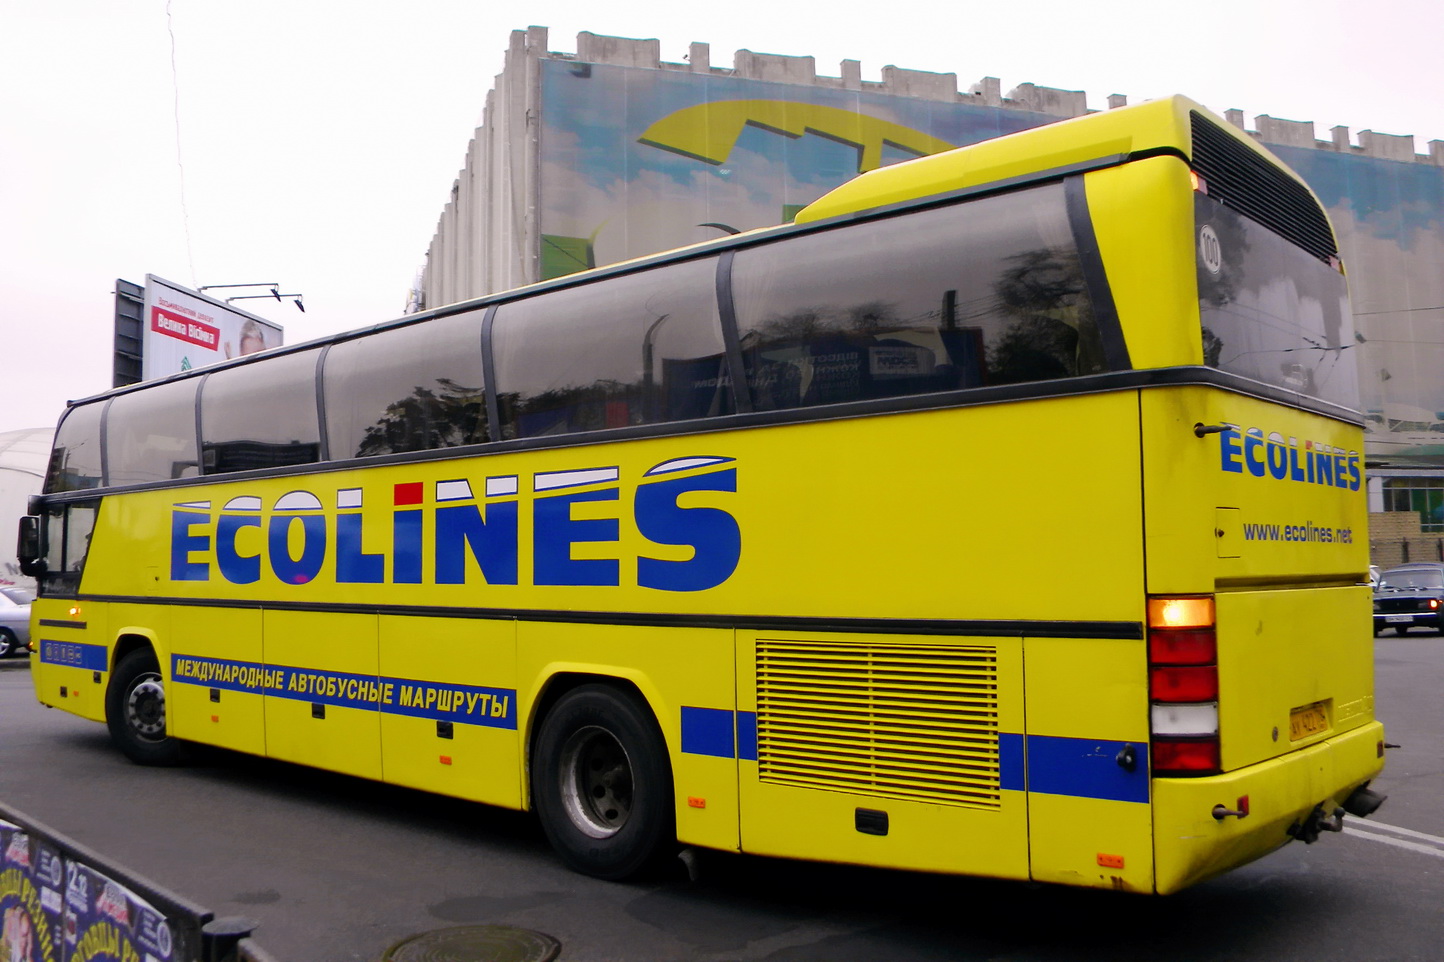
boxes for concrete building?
[419,28,1444,560]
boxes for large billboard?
[140,275,283,381]
[536,60,1060,279]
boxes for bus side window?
[730,182,1104,413]
[202,348,324,473]
[491,257,733,440]
[105,379,200,485]
[323,310,490,459]
[44,402,105,493]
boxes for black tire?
[531,684,675,880]
[105,649,187,766]
[0,628,16,657]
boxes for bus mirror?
[16,516,45,577]
[27,494,44,515]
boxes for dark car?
[1373,563,1444,635]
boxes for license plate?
[1385,615,1414,623]
[1289,702,1330,741]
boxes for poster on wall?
[140,275,283,381]
[535,60,1060,280]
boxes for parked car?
[0,586,33,657]
[1373,563,1444,635]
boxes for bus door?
[734,629,1029,878]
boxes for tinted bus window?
[1196,193,1359,409]
[105,379,201,486]
[44,403,103,493]
[323,311,489,459]
[491,258,731,439]
[201,349,322,474]
[731,183,1105,411]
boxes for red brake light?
[1148,628,1216,665]
[1150,665,1219,702]
[1152,738,1220,774]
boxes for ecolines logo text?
[169,457,740,592]
[1218,428,1361,491]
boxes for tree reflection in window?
[734,182,1106,412]
[356,380,486,457]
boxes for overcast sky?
[3,0,1442,435]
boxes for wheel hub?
[559,726,633,838]
[126,675,167,741]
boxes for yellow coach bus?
[19,96,1386,894]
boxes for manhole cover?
[382,925,561,962]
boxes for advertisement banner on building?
[535,60,1059,281]
[140,276,283,381]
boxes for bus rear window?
[1197,192,1358,409]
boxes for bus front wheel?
[106,649,187,766]
[532,684,675,880]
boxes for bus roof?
[795,95,1305,224]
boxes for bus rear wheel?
[532,684,674,880]
[106,649,187,766]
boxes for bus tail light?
[1148,595,1221,776]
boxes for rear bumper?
[1152,720,1385,894]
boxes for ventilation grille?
[1190,112,1338,264]
[755,639,1002,808]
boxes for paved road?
[2,636,1441,962]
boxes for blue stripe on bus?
[999,732,1025,792]
[1025,734,1150,804]
[737,710,758,760]
[39,640,108,672]
[680,709,1146,804]
[680,706,735,757]
[169,654,517,729]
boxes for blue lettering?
[1219,429,1243,473]
[1288,442,1306,481]
[216,514,261,584]
[435,502,518,585]
[1266,439,1289,480]
[533,488,620,587]
[393,510,423,583]
[635,469,742,592]
[1316,450,1334,486]
[268,515,326,584]
[336,513,385,583]
[1243,430,1266,477]
[170,511,210,581]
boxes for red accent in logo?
[150,306,220,350]
[394,482,424,506]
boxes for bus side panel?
[1023,635,1153,891]
[168,606,265,755]
[378,614,521,809]
[30,598,109,721]
[516,622,739,854]
[736,630,1028,878]
[261,609,381,780]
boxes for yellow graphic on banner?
[638,100,955,173]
